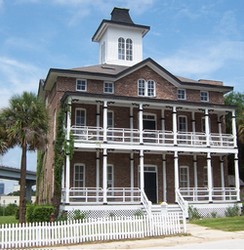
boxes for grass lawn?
[190,216,244,231]
[0,216,18,224]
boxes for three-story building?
[37,7,240,218]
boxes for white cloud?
[158,41,244,78]
[0,56,43,108]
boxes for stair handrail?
[141,189,152,216]
[176,189,189,218]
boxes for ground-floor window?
[180,166,189,188]
[73,164,85,187]
[107,165,114,188]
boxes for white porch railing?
[176,189,189,218]
[70,126,235,148]
[179,187,238,203]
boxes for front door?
[144,166,157,203]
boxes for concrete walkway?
[48,223,244,249]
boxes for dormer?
[92,7,150,66]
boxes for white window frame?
[75,108,86,127]
[104,82,114,94]
[177,89,186,100]
[73,163,85,188]
[76,79,87,92]
[178,115,188,132]
[200,91,209,102]
[138,79,156,97]
[118,37,125,60]
[126,38,133,61]
[179,166,189,188]
[107,165,114,188]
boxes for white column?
[130,106,134,143]
[130,152,134,188]
[96,102,100,127]
[65,99,71,203]
[103,101,108,142]
[96,151,100,187]
[192,111,196,133]
[232,110,237,148]
[140,150,144,190]
[139,104,143,144]
[173,106,177,145]
[207,152,213,202]
[161,109,165,131]
[162,154,167,202]
[193,155,198,188]
[234,153,240,201]
[102,148,107,204]
[205,109,210,146]
[174,151,179,202]
[220,156,225,188]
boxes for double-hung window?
[200,91,209,102]
[73,164,85,188]
[75,109,86,127]
[118,37,133,61]
[126,38,133,61]
[118,37,125,60]
[138,79,155,97]
[104,82,114,94]
[180,166,189,188]
[177,89,186,100]
[76,79,87,91]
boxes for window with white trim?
[177,89,186,100]
[75,109,86,126]
[104,82,114,94]
[203,166,208,186]
[76,79,87,91]
[200,91,209,102]
[180,166,189,188]
[73,164,85,188]
[107,165,114,188]
[138,79,155,97]
[118,37,125,60]
[178,115,188,132]
[126,38,133,61]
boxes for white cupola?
[92,7,150,66]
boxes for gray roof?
[111,7,134,24]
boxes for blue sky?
[0,0,244,193]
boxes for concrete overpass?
[0,166,36,201]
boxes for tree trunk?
[19,143,27,223]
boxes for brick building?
[37,7,240,218]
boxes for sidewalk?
[48,223,244,249]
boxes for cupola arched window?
[126,38,133,61]
[118,37,125,60]
[118,37,133,61]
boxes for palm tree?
[0,92,48,223]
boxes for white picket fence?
[0,213,186,249]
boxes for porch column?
[103,101,108,142]
[232,110,237,148]
[130,152,134,188]
[140,150,144,190]
[205,109,210,147]
[174,151,179,202]
[173,106,177,145]
[207,152,213,202]
[193,155,198,188]
[65,99,71,204]
[96,102,101,127]
[220,156,225,188]
[102,148,108,204]
[130,107,134,143]
[162,154,167,202]
[139,104,143,144]
[161,109,165,131]
[234,153,240,201]
[96,151,100,188]
[192,111,196,133]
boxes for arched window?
[126,38,133,61]
[118,37,125,60]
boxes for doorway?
[144,166,157,204]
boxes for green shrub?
[133,210,144,217]
[188,206,202,220]
[210,211,218,218]
[26,205,55,222]
[71,210,86,221]
[225,204,240,217]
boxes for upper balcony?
[69,126,235,152]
